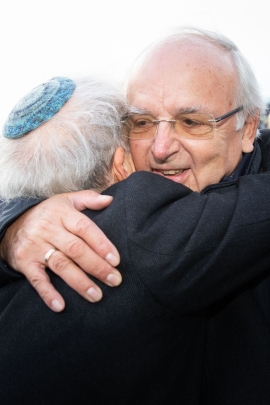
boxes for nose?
[151,121,181,162]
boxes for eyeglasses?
[122,106,243,140]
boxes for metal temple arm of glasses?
[210,106,244,123]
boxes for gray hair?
[127,26,265,132]
[0,76,129,200]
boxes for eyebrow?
[172,105,210,115]
[128,104,210,117]
[128,106,152,115]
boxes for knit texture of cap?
[3,77,76,139]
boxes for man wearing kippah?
[1,27,270,404]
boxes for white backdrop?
[1,0,269,129]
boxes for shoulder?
[122,171,192,207]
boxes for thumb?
[66,190,113,211]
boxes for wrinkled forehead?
[127,37,238,115]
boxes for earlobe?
[241,114,260,153]
[242,136,254,153]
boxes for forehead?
[128,37,237,116]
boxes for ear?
[112,147,135,183]
[242,114,260,153]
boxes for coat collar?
[201,140,261,194]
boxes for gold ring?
[45,249,57,266]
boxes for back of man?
[0,174,208,405]
[2,170,270,404]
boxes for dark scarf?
[220,152,252,183]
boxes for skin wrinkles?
[127,36,258,192]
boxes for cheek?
[213,130,244,170]
[188,132,243,182]
[184,140,221,168]
[129,140,152,171]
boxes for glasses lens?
[174,114,215,139]
[123,113,216,140]
[127,115,156,139]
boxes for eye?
[182,118,201,127]
[130,116,154,132]
[134,119,152,127]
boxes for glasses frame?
[122,106,244,140]
[208,105,243,123]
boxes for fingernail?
[86,287,103,302]
[98,195,113,202]
[106,271,122,287]
[106,252,120,267]
[51,299,64,312]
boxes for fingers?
[44,222,122,287]
[24,263,66,312]
[62,211,120,267]
[24,248,106,312]
[1,191,122,312]
[46,249,105,302]
[67,190,113,211]
[44,191,121,270]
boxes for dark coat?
[200,134,270,404]
[1,135,270,404]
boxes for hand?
[1,190,122,312]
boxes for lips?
[152,168,190,184]
[160,169,184,175]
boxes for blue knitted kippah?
[3,77,76,139]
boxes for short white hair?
[127,26,265,132]
[0,76,128,200]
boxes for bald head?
[128,36,238,118]
[127,28,264,129]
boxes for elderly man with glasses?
[1,27,270,404]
